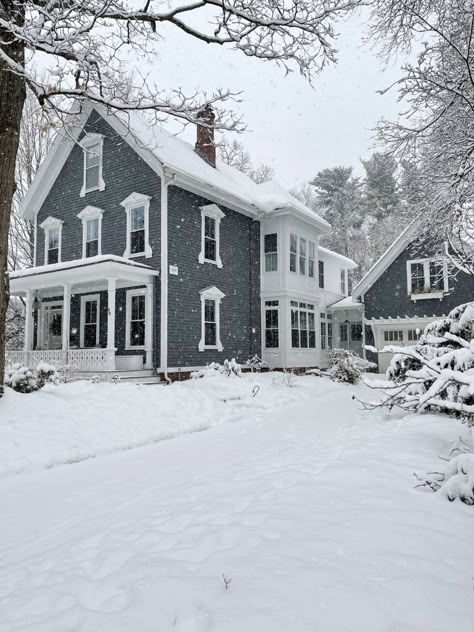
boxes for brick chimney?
[195,104,216,167]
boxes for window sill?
[199,256,223,269]
[410,291,444,301]
[125,345,145,351]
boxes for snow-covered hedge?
[5,363,58,394]
[328,349,361,384]
[415,452,474,505]
[192,358,242,379]
[363,302,474,425]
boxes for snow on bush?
[192,358,242,379]
[5,363,58,394]
[328,349,361,384]
[415,452,474,506]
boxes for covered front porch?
[9,256,159,373]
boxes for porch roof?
[9,255,158,294]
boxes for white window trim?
[340,268,347,296]
[80,294,100,348]
[264,300,280,349]
[77,206,104,258]
[198,285,225,352]
[40,216,63,265]
[80,133,105,197]
[121,192,152,259]
[198,204,224,268]
[263,233,278,273]
[406,258,449,299]
[125,288,147,350]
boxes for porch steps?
[117,370,164,385]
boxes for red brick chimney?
[195,104,216,167]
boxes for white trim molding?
[198,203,224,268]
[198,285,225,352]
[80,133,105,197]
[121,192,152,259]
[406,257,449,300]
[40,216,63,265]
[125,287,147,350]
[77,205,104,258]
[80,294,101,348]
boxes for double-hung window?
[198,286,225,351]
[308,242,315,278]
[80,134,105,197]
[265,300,279,348]
[290,234,298,273]
[80,294,100,348]
[199,204,224,268]
[299,238,307,275]
[40,216,63,265]
[340,323,348,344]
[340,269,347,295]
[320,321,327,350]
[319,260,325,288]
[407,258,448,297]
[77,206,104,258]
[126,291,146,349]
[264,234,278,272]
[121,192,152,259]
[290,301,316,348]
[327,321,333,348]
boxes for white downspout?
[160,170,175,382]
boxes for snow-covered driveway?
[1,375,473,631]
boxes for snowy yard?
[1,373,473,631]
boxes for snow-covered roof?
[328,296,363,310]
[318,246,357,269]
[9,254,153,279]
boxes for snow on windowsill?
[410,291,444,302]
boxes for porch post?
[62,284,71,351]
[144,282,153,369]
[24,290,34,353]
[107,277,116,352]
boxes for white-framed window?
[125,289,147,349]
[290,301,316,348]
[318,260,325,288]
[198,286,225,351]
[265,300,279,348]
[40,216,63,265]
[327,322,333,348]
[340,269,347,295]
[77,205,104,258]
[408,328,421,342]
[340,323,348,343]
[299,238,307,275]
[384,330,404,342]
[308,241,315,278]
[320,321,327,350]
[406,258,448,296]
[198,204,224,268]
[290,234,298,272]
[121,192,152,259]
[264,233,278,272]
[80,133,105,197]
[80,294,100,348]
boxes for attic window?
[407,258,448,298]
[198,204,224,268]
[80,134,105,197]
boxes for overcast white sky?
[149,12,407,189]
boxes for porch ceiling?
[9,255,159,295]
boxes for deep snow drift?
[1,373,473,631]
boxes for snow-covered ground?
[1,373,473,631]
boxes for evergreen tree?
[361,152,399,219]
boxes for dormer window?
[77,206,104,258]
[121,192,152,259]
[80,134,105,197]
[199,204,224,268]
[40,216,63,265]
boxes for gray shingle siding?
[167,186,261,367]
[364,242,474,320]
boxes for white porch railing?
[6,349,116,371]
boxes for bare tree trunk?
[0,2,26,396]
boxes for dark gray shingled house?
[8,102,356,381]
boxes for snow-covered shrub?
[191,359,242,379]
[5,363,58,393]
[328,349,361,384]
[362,302,474,424]
[415,451,474,505]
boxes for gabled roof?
[352,221,418,299]
[20,102,329,232]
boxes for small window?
[319,260,325,288]
[291,302,316,348]
[86,218,99,257]
[340,323,348,343]
[198,286,225,351]
[383,330,404,342]
[80,134,105,197]
[204,299,216,346]
[264,234,278,272]
[299,238,307,275]
[308,242,315,278]
[121,192,152,259]
[40,216,63,265]
[47,227,60,264]
[130,294,146,347]
[327,322,333,348]
[321,321,327,350]
[199,204,224,268]
[290,234,298,273]
[131,206,145,255]
[265,300,279,348]
[340,269,346,295]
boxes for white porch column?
[62,284,71,351]
[24,290,34,352]
[144,282,154,369]
[107,277,117,352]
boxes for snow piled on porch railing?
[9,254,154,278]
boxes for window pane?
[205,216,216,239]
[48,248,59,265]
[130,320,145,346]
[429,262,444,290]
[48,228,59,249]
[308,259,315,278]
[411,262,425,291]
[327,323,333,348]
[205,322,216,346]
[291,328,299,348]
[85,300,97,324]
[300,330,308,348]
[86,164,100,190]
[205,299,216,323]
[131,207,145,231]
[132,295,145,321]
[205,237,216,261]
[320,322,326,350]
[300,310,307,329]
[290,252,297,273]
[290,234,297,253]
[86,218,99,241]
[86,240,98,258]
[351,324,362,341]
[340,269,346,294]
[265,328,279,348]
[299,239,307,275]
[319,261,324,288]
[264,233,277,254]
[340,323,348,342]
[308,312,315,331]
[84,323,96,348]
[85,143,100,167]
[131,229,145,254]
[309,330,316,348]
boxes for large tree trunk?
[0,2,26,397]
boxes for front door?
[42,304,63,350]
